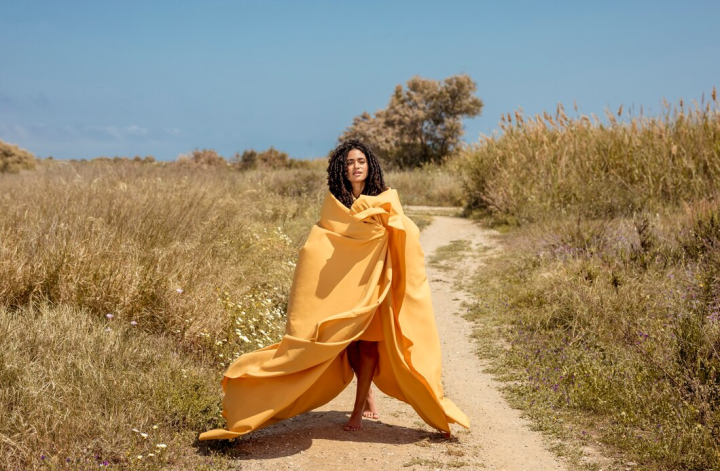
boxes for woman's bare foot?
[362,386,379,419]
[344,341,378,432]
[343,411,363,431]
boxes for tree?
[339,74,483,168]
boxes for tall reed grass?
[461,88,720,224]
[462,91,720,469]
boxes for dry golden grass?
[0,301,223,469]
[385,164,465,207]
[0,139,36,173]
[0,159,456,469]
[461,89,720,224]
[0,162,322,468]
[0,163,313,354]
[461,92,720,469]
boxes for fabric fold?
[198,188,469,441]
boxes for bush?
[232,147,292,170]
[0,139,36,173]
[176,148,228,168]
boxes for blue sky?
[1,1,718,161]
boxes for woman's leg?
[346,340,360,373]
[346,340,380,420]
[363,385,379,419]
[344,340,379,431]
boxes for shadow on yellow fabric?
[198,188,469,440]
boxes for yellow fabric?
[198,188,469,440]
[357,307,383,341]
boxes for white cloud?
[85,125,148,140]
[0,123,31,141]
[0,122,175,143]
[125,125,149,135]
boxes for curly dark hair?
[327,139,387,209]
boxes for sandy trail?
[210,214,567,470]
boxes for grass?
[403,456,444,468]
[0,163,306,361]
[0,301,222,469]
[428,240,473,271]
[385,164,466,207]
[460,89,720,225]
[0,160,452,469]
[459,91,720,470]
[404,212,434,232]
[5,90,718,469]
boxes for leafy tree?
[339,74,483,168]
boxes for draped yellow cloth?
[198,188,469,440]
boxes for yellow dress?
[198,188,469,440]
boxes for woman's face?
[346,149,368,183]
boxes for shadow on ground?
[192,410,448,460]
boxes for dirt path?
[218,215,568,470]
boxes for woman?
[199,139,468,440]
[328,139,388,431]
